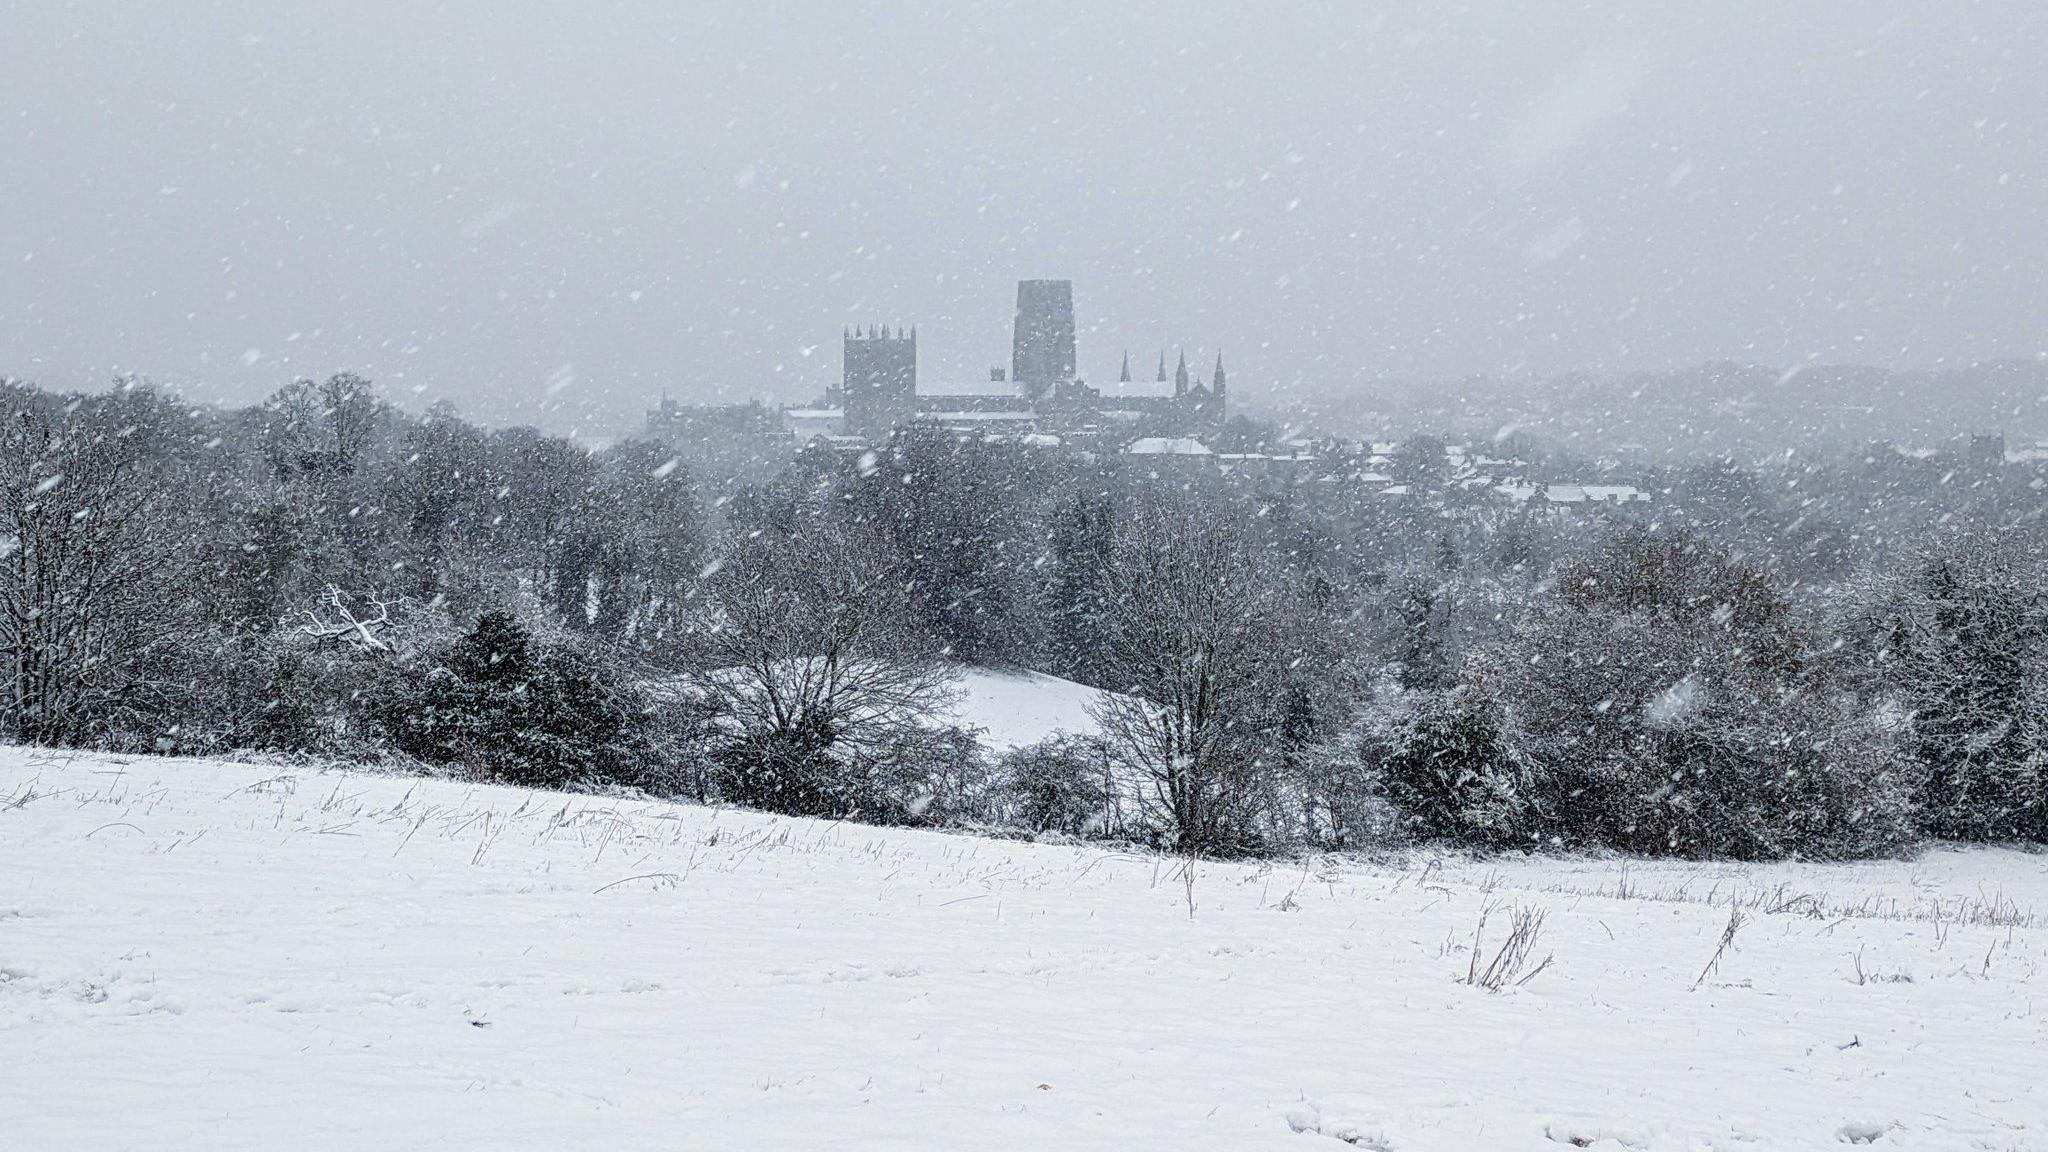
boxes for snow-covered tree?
[683,517,951,818]
[1089,493,1315,855]
[1842,533,2048,841]
[0,383,203,744]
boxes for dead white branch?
[299,585,393,653]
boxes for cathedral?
[821,279,1227,441]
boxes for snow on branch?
[299,585,393,653]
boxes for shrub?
[1003,734,1115,836]
[376,611,663,789]
[1846,534,2048,842]
[712,713,844,816]
[853,724,995,826]
[1495,530,1916,859]
[714,719,991,825]
[1379,677,1530,848]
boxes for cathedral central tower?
[1010,279,1076,401]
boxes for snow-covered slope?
[939,667,1114,751]
[4,749,2044,1150]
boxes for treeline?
[2,374,2044,860]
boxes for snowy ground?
[4,748,2044,1151]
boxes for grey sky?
[1,1,2041,433]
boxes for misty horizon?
[4,2,2043,436]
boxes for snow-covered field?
[4,748,2044,1151]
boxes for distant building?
[1495,480,1651,508]
[1127,436,1214,457]
[816,279,1228,442]
[1011,279,1076,401]
[643,397,782,441]
[839,325,918,434]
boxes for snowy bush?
[715,721,990,826]
[375,612,668,789]
[1495,531,1916,859]
[1288,728,1392,850]
[683,518,962,820]
[712,717,843,816]
[852,723,996,826]
[1839,534,2048,842]
[1379,675,1531,848]
[1003,734,1116,836]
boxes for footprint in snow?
[1539,1116,1651,1149]
[1836,1119,1894,1144]
[1285,1100,1395,1149]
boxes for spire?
[1213,352,1226,397]
[1174,349,1188,397]
[1119,351,1131,383]
[1156,351,1167,383]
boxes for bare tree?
[259,372,383,480]
[681,518,951,814]
[0,386,196,744]
[1089,493,1306,855]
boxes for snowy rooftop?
[917,380,1022,398]
[1497,483,1651,505]
[1092,380,1179,399]
[1126,436,1213,456]
[921,410,1037,423]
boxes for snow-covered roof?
[920,410,1037,423]
[1216,452,1315,463]
[1094,381,1179,399]
[784,409,846,439]
[918,380,1022,398]
[1497,483,1650,505]
[1126,436,1213,456]
[1568,485,1650,504]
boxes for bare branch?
[298,585,393,653]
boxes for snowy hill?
[938,667,1114,751]
[5,748,2045,1150]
